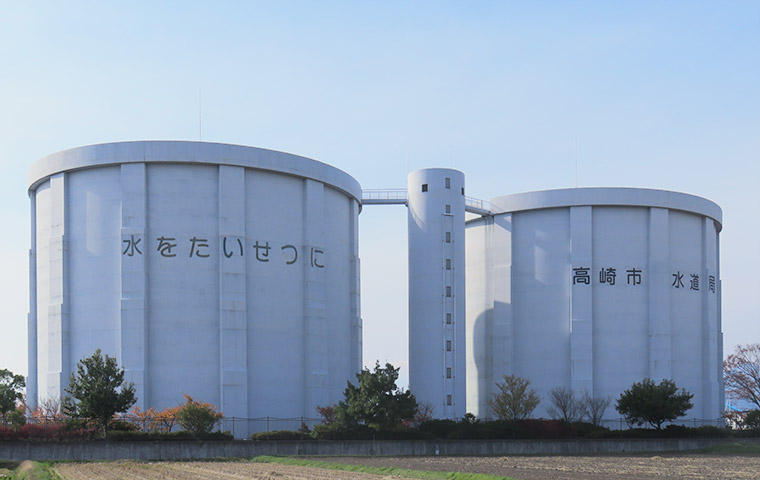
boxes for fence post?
[267,416,270,435]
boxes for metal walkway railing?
[361,189,495,216]
[361,189,407,205]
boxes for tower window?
[446,286,452,297]
[446,367,452,378]
[446,340,452,351]
[446,313,452,324]
[447,395,452,405]
[461,187,464,195]
[445,177,451,189]
[446,259,451,270]
[445,232,451,243]
[422,184,428,192]
[445,204,451,213]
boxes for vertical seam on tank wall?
[493,214,499,414]
[142,163,150,407]
[349,199,357,375]
[507,213,514,397]
[142,140,149,406]
[217,165,223,421]
[242,167,249,418]
[700,216,709,418]
[486,216,495,417]
[569,208,574,393]
[717,229,723,410]
[665,209,672,381]
[62,172,70,398]
[302,177,308,416]
[588,207,594,397]
[28,190,38,408]
[645,207,651,380]
[590,207,594,397]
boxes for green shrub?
[108,419,139,432]
[311,423,374,440]
[251,430,311,441]
[744,410,760,429]
[572,421,610,438]
[689,425,731,437]
[416,419,458,438]
[733,428,760,438]
[6,409,26,430]
[176,395,223,439]
[106,429,233,441]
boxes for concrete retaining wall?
[2,438,757,461]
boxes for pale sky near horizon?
[1,1,758,391]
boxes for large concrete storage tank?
[466,188,723,421]
[407,168,466,419]
[27,141,362,434]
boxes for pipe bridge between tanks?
[361,189,495,216]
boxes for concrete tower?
[407,168,466,419]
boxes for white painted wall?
[466,188,723,421]
[29,141,362,437]
[407,168,466,419]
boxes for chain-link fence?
[598,417,727,430]
[22,414,325,438]
[21,414,728,438]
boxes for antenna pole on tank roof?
[198,88,202,141]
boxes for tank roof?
[489,187,722,231]
[29,141,362,203]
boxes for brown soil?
[318,455,760,480]
[54,461,392,480]
[51,455,760,480]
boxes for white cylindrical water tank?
[28,141,362,435]
[466,188,723,421]
[408,168,466,419]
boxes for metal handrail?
[361,189,496,216]
[361,189,408,201]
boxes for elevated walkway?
[361,189,494,216]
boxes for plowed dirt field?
[52,455,760,480]
[319,455,760,480]
[54,461,390,480]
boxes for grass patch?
[251,455,515,480]
[9,461,61,480]
[697,442,760,455]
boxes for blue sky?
[1,1,758,388]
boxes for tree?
[579,391,611,426]
[409,402,434,429]
[0,369,25,426]
[176,395,223,438]
[724,343,760,410]
[744,410,760,429]
[615,378,693,430]
[64,349,136,434]
[546,386,583,422]
[335,361,417,431]
[488,374,540,421]
[316,405,336,425]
